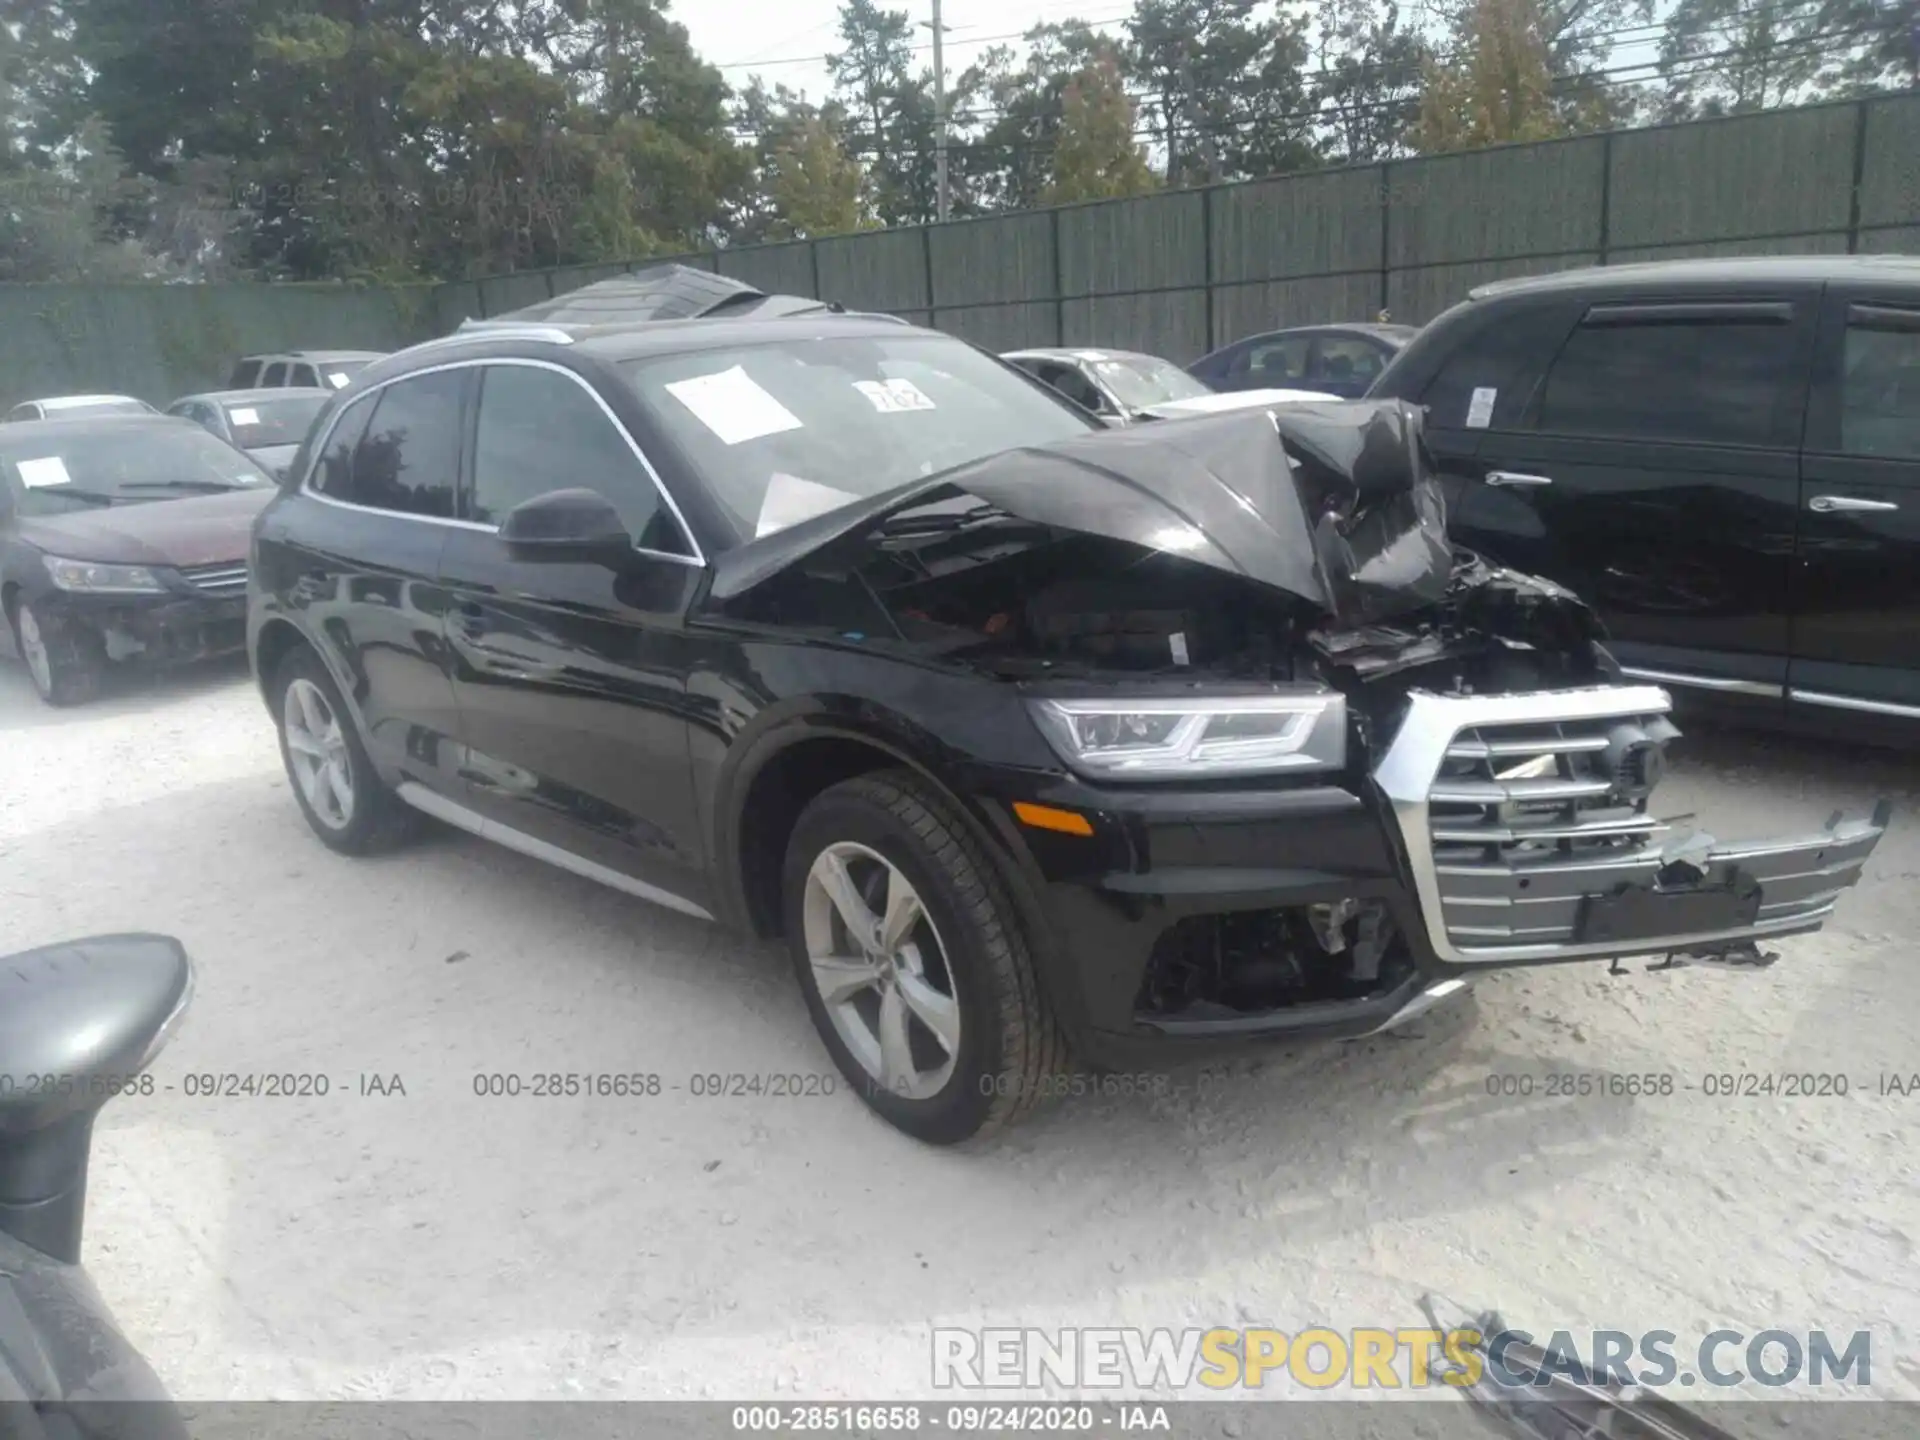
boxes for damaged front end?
[707,400,1888,1028]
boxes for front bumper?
[993,682,1887,1066]
[39,566,249,666]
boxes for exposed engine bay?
[724,518,1616,719]
[712,399,1616,709]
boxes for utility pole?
[922,1,951,222]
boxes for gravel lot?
[2,649,1916,1409]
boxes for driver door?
[435,359,713,917]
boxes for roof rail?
[394,323,578,359]
[453,318,579,341]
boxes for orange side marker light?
[1013,801,1094,836]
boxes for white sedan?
[1003,346,1336,425]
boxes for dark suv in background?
[1369,255,1920,741]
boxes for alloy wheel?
[16,604,52,698]
[801,841,962,1101]
[283,677,355,830]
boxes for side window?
[471,365,691,555]
[262,362,289,386]
[309,393,378,497]
[1839,308,1920,460]
[1535,306,1803,447]
[1417,303,1575,429]
[1037,363,1105,413]
[1310,335,1388,388]
[340,372,463,518]
[291,364,320,388]
[228,360,261,388]
[1242,337,1311,384]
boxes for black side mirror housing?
[499,488,634,566]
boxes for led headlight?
[43,557,166,594]
[1027,691,1347,780]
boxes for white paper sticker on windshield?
[756,472,859,538]
[1465,386,1497,428]
[229,407,260,426]
[17,456,71,488]
[665,366,803,446]
[327,373,350,389]
[854,379,936,414]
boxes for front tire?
[782,769,1068,1145]
[271,645,417,854]
[10,599,103,706]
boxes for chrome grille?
[179,562,248,595]
[1373,684,1884,965]
[1428,711,1677,948]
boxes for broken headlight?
[1026,691,1346,780]
[43,556,165,594]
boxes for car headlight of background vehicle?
[1026,691,1347,779]
[42,557,166,594]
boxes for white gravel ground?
[1,650,1917,1414]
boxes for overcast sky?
[680,0,1140,114]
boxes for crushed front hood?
[708,399,1453,626]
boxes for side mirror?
[499,488,634,566]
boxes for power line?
[727,20,1876,168]
[713,6,1138,72]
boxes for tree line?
[0,0,1912,285]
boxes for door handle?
[1808,494,1900,514]
[1485,470,1554,488]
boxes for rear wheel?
[782,769,1068,1145]
[10,599,103,706]
[271,645,417,854]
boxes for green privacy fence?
[0,282,437,413]
[3,93,1915,406]
[459,91,1920,364]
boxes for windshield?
[620,333,1097,544]
[225,394,327,449]
[1089,354,1212,409]
[1,424,270,516]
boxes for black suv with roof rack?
[244,265,1887,1145]
[1368,254,1920,740]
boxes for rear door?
[1448,293,1816,705]
[261,370,467,793]
[436,359,712,917]
[1789,290,1920,719]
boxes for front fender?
[705,683,1092,1039]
